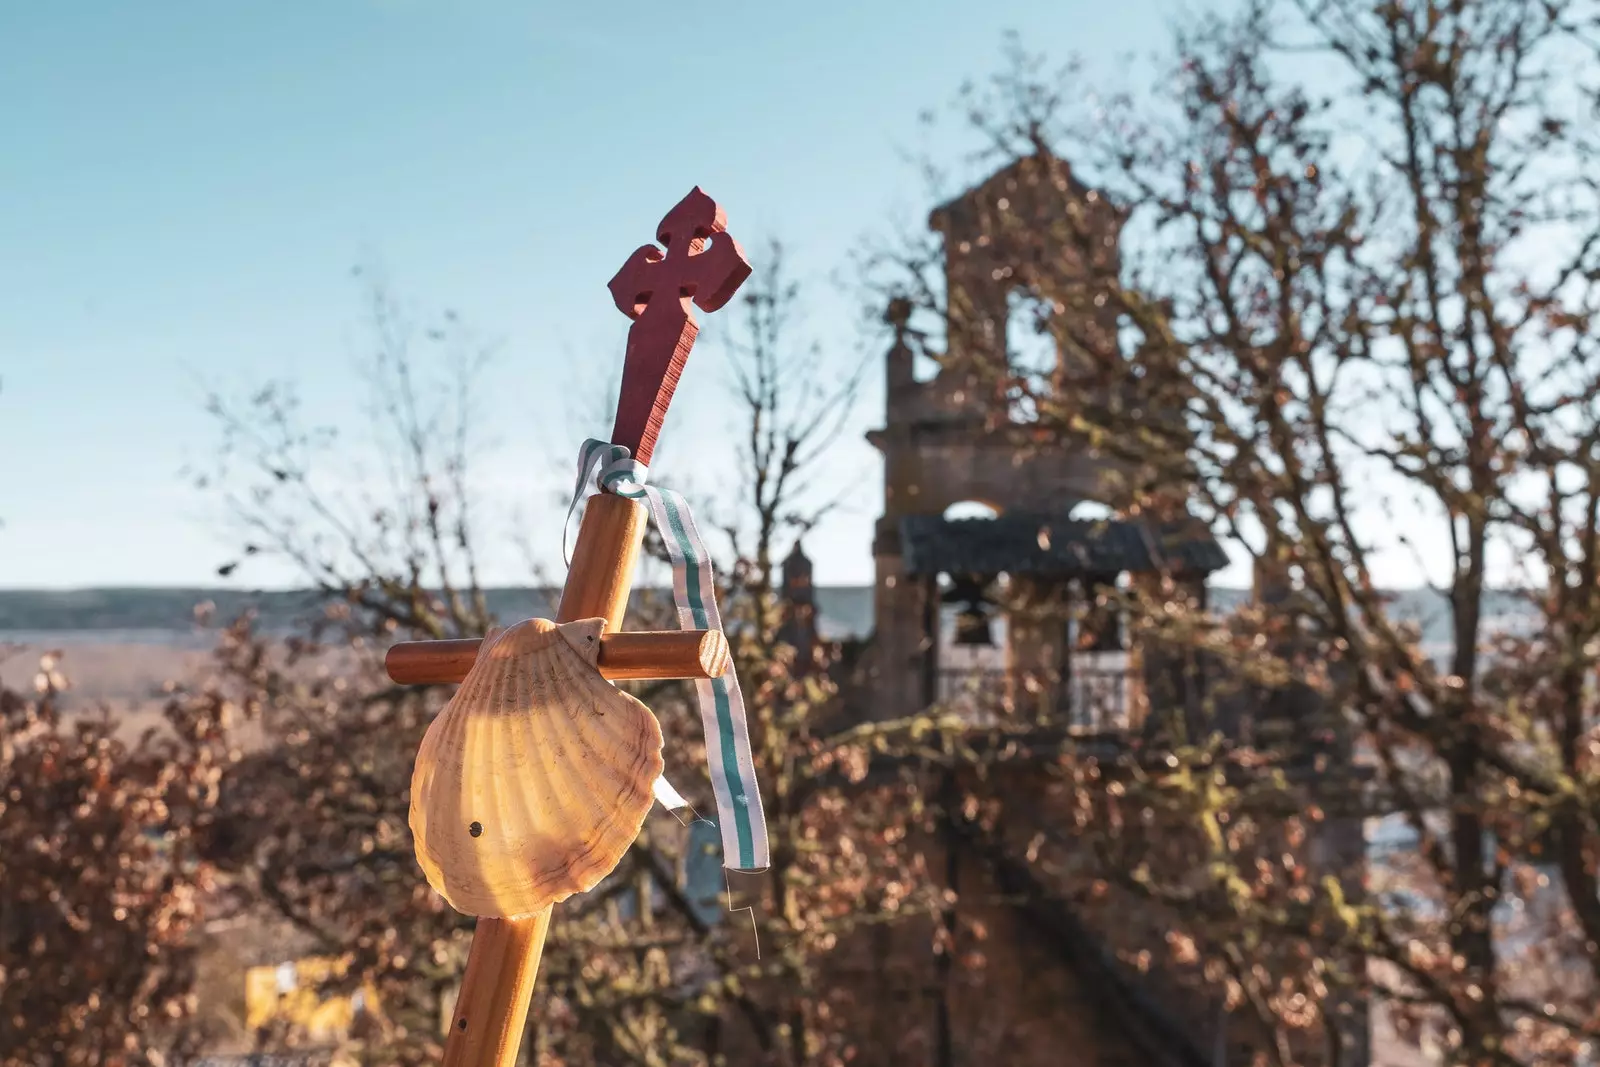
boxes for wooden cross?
[383,186,753,1067]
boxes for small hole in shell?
[458,1018,467,1031]
[469,821,484,838]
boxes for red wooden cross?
[607,186,752,465]
[387,187,755,1067]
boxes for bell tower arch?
[867,154,1137,721]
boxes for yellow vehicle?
[244,956,380,1046]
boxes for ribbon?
[565,438,770,873]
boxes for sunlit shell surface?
[409,617,664,918]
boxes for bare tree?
[197,275,500,641]
[170,259,954,1067]
[869,3,1600,1062]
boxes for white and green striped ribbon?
[564,438,769,873]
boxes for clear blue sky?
[0,0,1202,590]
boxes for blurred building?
[803,152,1371,1067]
[243,956,378,1050]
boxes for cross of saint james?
[383,186,754,1067]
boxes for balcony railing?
[933,664,1133,732]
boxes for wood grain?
[441,909,551,1067]
[555,493,649,627]
[602,627,729,680]
[606,187,751,466]
[441,491,649,1065]
[386,628,730,685]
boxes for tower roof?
[899,513,1228,578]
[782,541,813,579]
[927,152,1101,234]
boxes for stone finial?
[885,297,918,398]
[885,296,914,331]
[782,541,814,589]
[778,542,819,669]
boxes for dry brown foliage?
[0,651,215,1066]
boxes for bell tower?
[867,154,1169,722]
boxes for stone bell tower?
[852,154,1372,1067]
[866,153,1190,722]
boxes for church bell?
[953,603,995,647]
[944,575,997,648]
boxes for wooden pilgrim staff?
[385,187,764,1067]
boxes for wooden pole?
[442,910,553,1067]
[435,186,751,1067]
[386,628,730,686]
[442,494,648,1065]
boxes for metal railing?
[933,664,1131,732]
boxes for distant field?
[0,639,208,738]
[0,585,874,636]
[0,582,1532,722]
[0,586,878,723]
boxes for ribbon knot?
[565,439,770,873]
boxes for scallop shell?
[409,616,665,918]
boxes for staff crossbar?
[381,186,753,1067]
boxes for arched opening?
[1067,499,1115,523]
[934,569,1009,726]
[942,500,1000,521]
[1064,571,1133,732]
[935,504,1005,710]
[1006,289,1058,423]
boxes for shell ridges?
[408,617,665,918]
